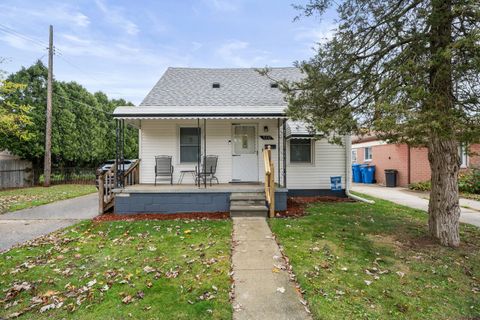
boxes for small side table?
[178,170,196,184]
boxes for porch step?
[230,192,265,201]
[229,191,268,217]
[230,205,268,218]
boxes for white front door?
[232,125,258,182]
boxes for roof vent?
[212,82,220,88]
[270,82,279,88]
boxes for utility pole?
[43,25,53,187]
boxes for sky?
[0,0,336,104]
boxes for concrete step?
[230,199,266,206]
[230,211,268,218]
[230,205,268,218]
[230,193,265,201]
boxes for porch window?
[290,139,312,163]
[180,127,200,163]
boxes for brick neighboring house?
[352,136,479,187]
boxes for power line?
[0,23,48,49]
[56,94,112,115]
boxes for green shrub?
[459,168,480,194]
[409,180,431,191]
[409,169,480,195]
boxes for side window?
[364,146,372,161]
[290,139,312,163]
[352,149,357,162]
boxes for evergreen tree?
[277,0,480,246]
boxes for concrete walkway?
[352,184,480,227]
[0,193,98,252]
[232,217,311,320]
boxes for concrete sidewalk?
[0,193,98,252]
[232,217,311,320]
[352,184,480,227]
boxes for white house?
[110,67,350,215]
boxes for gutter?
[345,135,375,204]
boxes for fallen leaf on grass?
[122,295,133,304]
[143,266,155,273]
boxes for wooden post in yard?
[98,172,104,214]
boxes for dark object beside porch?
[385,169,398,187]
[195,155,219,186]
[155,155,174,185]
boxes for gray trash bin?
[385,169,398,187]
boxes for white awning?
[286,120,315,139]
[113,105,287,119]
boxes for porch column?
[197,118,201,188]
[115,119,125,188]
[282,118,287,188]
[277,118,281,185]
[203,118,207,189]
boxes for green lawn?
[270,195,480,320]
[0,184,96,214]
[0,219,232,319]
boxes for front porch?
[112,183,288,215]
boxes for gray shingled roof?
[140,67,303,107]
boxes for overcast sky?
[0,0,336,104]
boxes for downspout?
[407,145,411,185]
[345,135,375,204]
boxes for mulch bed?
[93,212,230,222]
[94,196,354,221]
[276,196,355,218]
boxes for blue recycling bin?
[352,164,361,183]
[363,165,376,184]
[359,164,368,183]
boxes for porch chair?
[195,155,219,186]
[154,155,174,185]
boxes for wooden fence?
[0,159,33,189]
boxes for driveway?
[352,184,480,228]
[0,193,98,252]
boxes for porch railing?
[263,146,275,218]
[98,159,140,214]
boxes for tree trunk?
[427,137,461,247]
[426,0,460,247]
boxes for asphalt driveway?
[0,193,98,252]
[352,184,480,228]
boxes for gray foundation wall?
[115,190,288,214]
[287,189,346,198]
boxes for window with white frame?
[459,144,468,168]
[179,127,200,163]
[290,139,313,163]
[364,146,372,161]
[352,149,357,162]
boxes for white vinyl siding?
[286,138,346,190]
[139,119,280,184]
[138,119,346,189]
